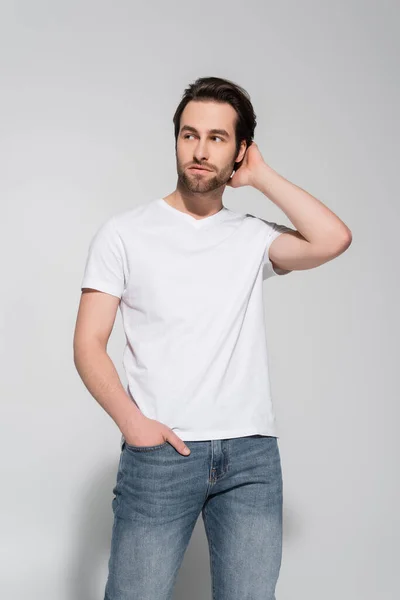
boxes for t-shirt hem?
[80,278,122,298]
[264,228,293,276]
[169,428,279,441]
[119,428,279,449]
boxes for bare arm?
[73,288,190,455]
[253,162,352,272]
[268,228,349,273]
[73,288,145,438]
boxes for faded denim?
[104,434,283,600]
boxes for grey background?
[2,1,398,598]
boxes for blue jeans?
[104,435,283,600]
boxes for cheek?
[176,146,190,166]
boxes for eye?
[183,134,223,142]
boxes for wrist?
[118,405,146,437]
[252,163,275,193]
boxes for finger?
[166,432,191,455]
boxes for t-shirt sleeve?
[80,217,126,298]
[260,218,294,279]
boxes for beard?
[176,156,236,194]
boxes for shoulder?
[244,212,280,235]
[245,212,294,238]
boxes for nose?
[193,139,209,162]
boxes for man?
[73,76,352,600]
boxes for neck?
[165,184,224,218]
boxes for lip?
[189,166,212,172]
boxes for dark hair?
[172,76,257,171]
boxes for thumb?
[166,430,191,455]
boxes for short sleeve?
[80,217,126,298]
[260,219,294,279]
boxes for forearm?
[73,341,144,437]
[253,163,352,247]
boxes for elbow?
[343,228,353,247]
[331,228,353,256]
[341,229,353,251]
[73,336,107,363]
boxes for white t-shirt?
[80,197,292,445]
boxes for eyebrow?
[180,125,230,138]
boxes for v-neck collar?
[157,198,229,229]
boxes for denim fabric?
[104,435,283,600]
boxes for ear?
[233,140,249,172]
[235,140,248,164]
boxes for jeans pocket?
[123,440,169,452]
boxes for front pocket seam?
[124,441,169,452]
